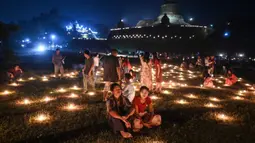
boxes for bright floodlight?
[239,54,244,57]
[51,35,56,40]
[189,18,193,21]
[219,53,223,57]
[224,32,230,37]
[210,24,214,27]
[25,38,30,42]
[38,45,46,52]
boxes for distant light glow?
[37,44,46,52]
[189,18,193,21]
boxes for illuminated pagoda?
[108,0,212,53]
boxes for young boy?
[123,73,135,103]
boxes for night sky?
[0,0,252,27]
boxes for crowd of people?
[6,48,242,138]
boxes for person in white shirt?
[93,53,100,83]
[123,73,135,103]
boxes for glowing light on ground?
[151,95,160,100]
[17,78,25,82]
[41,96,55,102]
[245,83,251,87]
[87,92,95,96]
[214,113,234,122]
[185,94,198,99]
[57,88,67,93]
[9,82,20,87]
[162,90,171,95]
[28,77,35,80]
[175,99,188,105]
[62,103,83,111]
[232,96,244,100]
[67,93,79,98]
[70,85,81,90]
[0,90,14,96]
[17,99,32,105]
[204,103,220,108]
[30,113,51,123]
[209,97,221,102]
[42,76,49,82]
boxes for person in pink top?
[203,72,214,88]
[225,69,238,86]
[133,86,161,132]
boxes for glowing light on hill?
[175,99,188,105]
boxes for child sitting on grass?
[225,69,238,86]
[203,72,214,88]
[123,73,135,103]
[133,86,161,132]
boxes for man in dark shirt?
[106,83,135,138]
[103,49,121,101]
[82,50,95,93]
[52,49,64,77]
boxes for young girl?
[153,53,163,93]
[133,86,161,132]
[139,52,153,90]
[203,72,214,88]
[225,69,238,86]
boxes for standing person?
[106,83,135,138]
[103,49,121,101]
[93,53,100,83]
[52,48,64,78]
[139,52,153,91]
[208,56,216,76]
[153,52,162,94]
[82,50,95,93]
[123,73,135,103]
[122,57,132,74]
[196,56,203,71]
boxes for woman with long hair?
[139,52,153,90]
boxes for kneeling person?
[106,83,135,138]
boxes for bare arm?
[148,103,154,114]
[109,111,123,120]
[156,64,160,77]
[116,67,121,80]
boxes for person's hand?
[122,116,129,120]
[139,112,147,117]
[124,121,131,128]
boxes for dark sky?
[0,0,252,27]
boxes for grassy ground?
[1,63,255,143]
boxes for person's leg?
[88,75,95,90]
[109,116,132,138]
[83,74,88,92]
[103,82,110,101]
[54,65,59,77]
[150,115,162,126]
[60,65,64,77]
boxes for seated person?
[129,70,137,82]
[123,73,135,103]
[133,86,161,132]
[180,62,188,70]
[189,63,195,69]
[7,65,23,81]
[225,69,238,86]
[106,83,135,138]
[203,72,214,88]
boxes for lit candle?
[185,94,198,99]
[9,82,19,86]
[233,96,244,100]
[32,113,51,123]
[215,113,233,122]
[28,77,35,80]
[41,96,54,102]
[175,99,188,105]
[57,88,66,93]
[63,103,82,111]
[17,98,32,105]
[151,95,160,100]
[204,103,219,108]
[70,85,81,90]
[87,92,95,96]
[163,90,170,95]
[68,93,79,98]
[209,97,220,102]
[0,90,13,95]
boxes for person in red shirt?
[133,86,161,132]
[225,69,238,86]
[153,53,163,93]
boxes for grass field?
[1,63,255,143]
